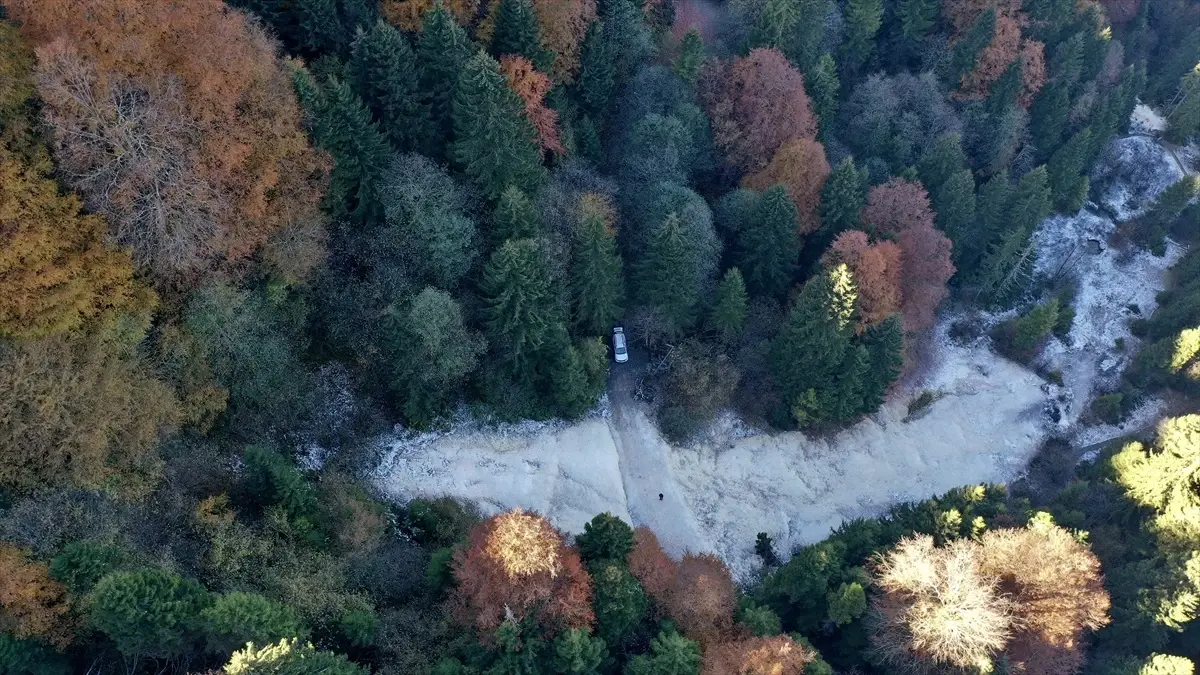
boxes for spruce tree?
[808,53,840,140]
[451,52,547,200]
[625,631,702,675]
[736,186,801,299]
[840,0,884,74]
[917,134,969,192]
[490,0,550,70]
[813,157,868,253]
[493,185,542,242]
[674,29,704,85]
[860,314,903,411]
[636,213,702,334]
[896,0,937,43]
[551,343,597,418]
[1008,165,1054,236]
[570,198,624,336]
[575,20,616,116]
[749,0,799,53]
[933,168,978,263]
[1047,127,1092,213]
[481,239,560,369]
[417,4,474,155]
[348,21,431,153]
[1144,177,1199,231]
[295,0,348,56]
[1167,69,1200,145]
[964,169,1012,272]
[1029,81,1070,156]
[770,264,864,427]
[984,59,1023,116]
[709,268,749,345]
[552,628,606,674]
[945,9,996,88]
[975,167,1050,302]
[295,70,392,222]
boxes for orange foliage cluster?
[451,509,594,637]
[479,0,597,82]
[860,180,955,334]
[382,0,481,32]
[701,48,819,174]
[958,14,1046,106]
[626,527,737,646]
[7,0,327,282]
[822,230,903,330]
[0,153,142,339]
[701,635,816,675]
[0,545,73,648]
[942,0,1022,33]
[501,56,565,156]
[742,138,830,235]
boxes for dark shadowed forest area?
[0,0,1198,673]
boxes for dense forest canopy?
[0,0,1198,672]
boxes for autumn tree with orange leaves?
[665,553,737,646]
[702,635,816,675]
[7,0,327,283]
[822,230,903,330]
[451,509,594,637]
[860,179,955,333]
[501,55,565,156]
[381,0,480,32]
[628,527,677,606]
[941,0,1021,33]
[0,545,74,648]
[958,13,1046,106]
[700,48,819,174]
[742,138,831,234]
[481,0,597,82]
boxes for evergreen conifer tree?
[736,186,801,299]
[840,0,884,74]
[451,52,547,200]
[749,0,799,53]
[481,239,560,369]
[946,9,996,88]
[551,343,597,418]
[296,0,348,56]
[674,29,704,85]
[917,134,969,192]
[1029,81,1070,156]
[1047,127,1092,213]
[860,314,903,411]
[418,4,475,154]
[575,20,616,116]
[348,21,431,153]
[896,0,937,43]
[961,169,1012,273]
[813,157,868,255]
[636,213,702,334]
[808,53,840,140]
[552,628,606,674]
[1167,69,1200,145]
[625,631,702,675]
[933,168,977,263]
[493,185,542,242]
[709,268,749,345]
[770,264,865,426]
[490,0,550,70]
[294,71,392,222]
[570,197,623,336]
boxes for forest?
[0,0,1198,672]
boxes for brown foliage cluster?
[823,230,903,330]
[382,0,481,32]
[626,528,737,646]
[451,509,594,637]
[958,14,1047,107]
[1099,0,1141,24]
[701,48,819,174]
[869,522,1111,675]
[701,635,816,675]
[860,180,956,334]
[500,56,565,156]
[7,0,327,283]
[479,0,597,82]
[978,525,1111,675]
[941,0,1022,34]
[0,545,74,648]
[742,138,830,235]
[0,333,181,496]
[0,152,142,339]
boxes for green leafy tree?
[674,30,704,85]
[339,608,377,647]
[451,52,547,200]
[826,582,867,626]
[636,213,704,334]
[709,268,749,344]
[625,630,701,675]
[552,628,605,674]
[481,239,560,369]
[808,53,840,140]
[571,197,624,335]
[736,186,801,300]
[860,314,903,411]
[770,264,867,426]
[576,513,635,563]
[348,21,432,152]
[1047,127,1093,213]
[490,0,550,70]
[1139,654,1196,675]
[737,602,782,635]
[840,0,884,74]
[418,4,475,153]
[294,70,391,222]
[386,288,485,428]
[815,157,868,252]
[49,542,126,596]
[945,9,996,88]
[87,569,211,659]
[202,592,307,657]
[494,185,542,242]
[1007,299,1059,353]
[225,638,364,675]
[488,619,546,675]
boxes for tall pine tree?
[860,314,903,411]
[933,169,977,264]
[709,268,749,345]
[945,9,996,88]
[493,185,542,242]
[1047,127,1092,213]
[674,29,704,85]
[571,195,624,336]
[840,0,884,75]
[490,0,551,70]
[417,3,475,156]
[636,213,702,334]
[349,21,431,153]
[451,52,547,200]
[736,186,801,300]
[808,54,840,141]
[811,157,868,262]
[481,238,561,369]
[575,20,616,116]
